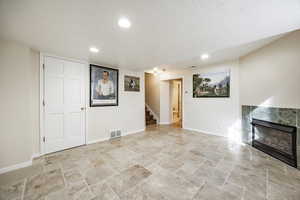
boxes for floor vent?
[110,130,121,139]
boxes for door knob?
[80,107,86,111]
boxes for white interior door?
[43,56,86,154]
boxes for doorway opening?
[144,72,159,126]
[144,72,183,128]
[170,79,182,128]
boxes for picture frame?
[193,70,230,98]
[90,64,119,107]
[124,75,140,92]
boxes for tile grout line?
[109,184,121,200]
[221,159,234,188]
[191,180,206,200]
[62,160,95,199]
[3,126,300,199]
[266,168,269,200]
[76,160,96,198]
[21,178,27,200]
[78,160,120,199]
[60,163,68,190]
[82,177,95,199]
[283,164,287,175]
[171,157,207,197]
[241,186,246,200]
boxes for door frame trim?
[39,53,88,156]
[169,78,183,127]
[159,76,185,128]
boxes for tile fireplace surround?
[242,105,300,169]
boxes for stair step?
[146,114,153,118]
[145,106,157,125]
[146,121,157,125]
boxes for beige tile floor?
[1,125,300,200]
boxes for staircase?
[145,106,157,126]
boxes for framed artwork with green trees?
[193,70,230,98]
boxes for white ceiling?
[172,33,285,68]
[1,0,300,70]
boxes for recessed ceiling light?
[118,17,131,28]
[201,53,210,60]
[89,47,99,53]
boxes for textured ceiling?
[171,33,286,68]
[1,0,300,69]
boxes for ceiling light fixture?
[153,67,164,76]
[118,17,131,28]
[201,53,210,60]
[89,47,99,53]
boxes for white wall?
[240,30,300,108]
[0,40,40,170]
[184,61,241,140]
[87,69,145,143]
[30,50,40,156]
[0,40,145,171]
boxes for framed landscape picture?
[193,70,230,98]
[90,64,118,106]
[124,75,140,92]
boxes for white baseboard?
[0,160,32,175]
[0,153,42,175]
[87,128,145,145]
[31,153,41,160]
[1,128,146,174]
[87,137,110,145]
[184,127,224,137]
[123,128,145,136]
[159,122,171,125]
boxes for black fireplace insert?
[251,118,297,168]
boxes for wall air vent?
[110,130,122,139]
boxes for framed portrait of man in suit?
[90,64,119,107]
